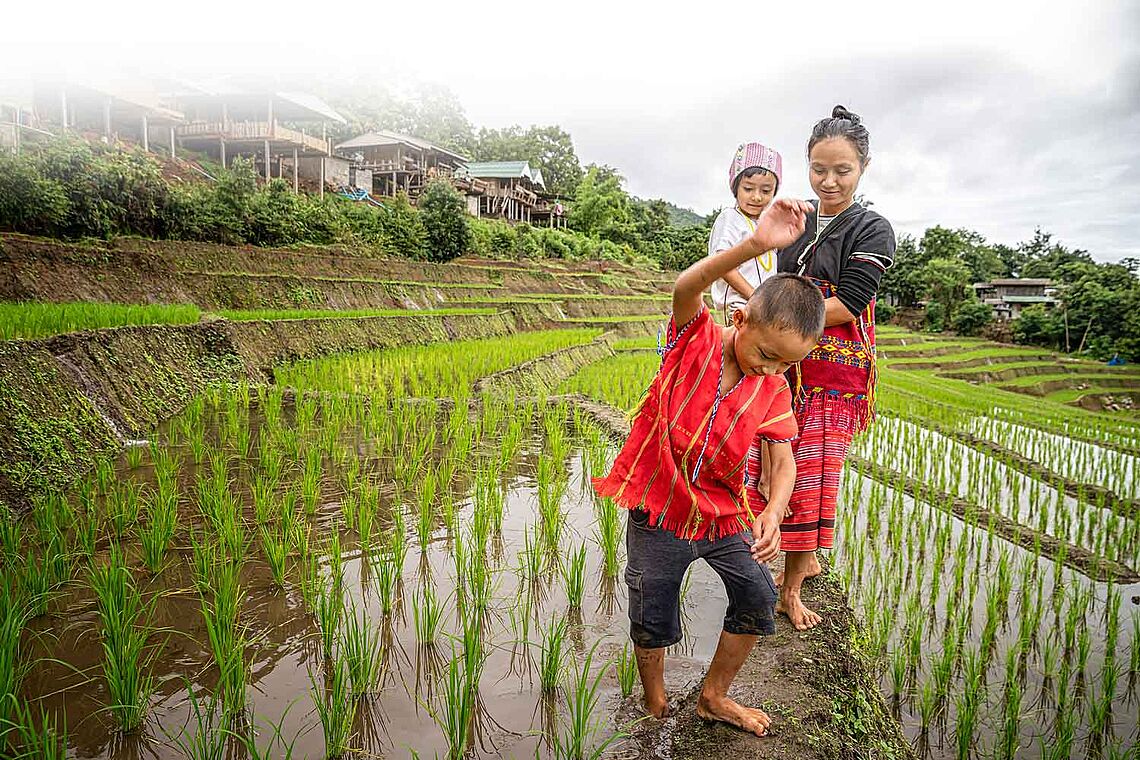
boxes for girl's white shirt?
[707,206,777,316]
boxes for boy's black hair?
[744,273,825,340]
[731,166,778,196]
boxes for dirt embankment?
[0,234,671,310]
[567,396,915,760]
[0,310,523,512]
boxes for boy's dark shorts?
[625,509,777,649]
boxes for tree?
[1018,228,1094,282]
[325,82,475,154]
[920,226,1001,283]
[418,179,470,262]
[568,165,634,244]
[1012,304,1063,349]
[951,300,994,337]
[919,257,973,317]
[879,233,925,306]
[472,125,583,196]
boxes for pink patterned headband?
[729,142,783,193]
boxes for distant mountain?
[632,197,709,228]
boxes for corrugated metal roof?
[465,160,545,188]
[335,130,467,162]
[276,92,346,124]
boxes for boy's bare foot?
[644,696,671,718]
[777,588,821,631]
[775,554,821,587]
[696,691,771,737]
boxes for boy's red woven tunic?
[593,306,798,541]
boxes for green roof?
[1003,295,1056,304]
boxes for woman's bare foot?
[777,588,821,630]
[644,696,671,718]
[774,554,821,586]
[696,691,771,737]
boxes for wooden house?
[334,130,485,210]
[174,89,346,193]
[463,161,546,222]
[31,80,185,156]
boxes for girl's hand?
[753,198,812,253]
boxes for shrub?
[951,300,994,336]
[418,179,469,262]
[376,193,427,259]
[923,301,946,332]
[0,152,70,236]
[874,301,897,324]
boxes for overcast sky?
[5,0,1137,261]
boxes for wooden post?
[170,126,176,160]
[220,138,226,167]
[222,102,228,129]
[267,97,274,137]
[60,89,68,128]
[293,147,299,192]
[319,158,325,197]
[104,98,113,142]
[141,115,149,151]
[13,108,20,155]
[264,140,271,181]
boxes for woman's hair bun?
[831,105,862,124]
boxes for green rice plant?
[592,498,622,580]
[415,476,437,550]
[200,555,247,718]
[0,301,203,339]
[888,646,907,699]
[562,543,587,611]
[164,680,226,760]
[917,678,938,733]
[413,584,445,645]
[88,543,159,732]
[0,582,32,718]
[341,601,383,696]
[551,641,624,760]
[615,644,637,699]
[259,523,289,590]
[539,617,568,693]
[106,480,143,539]
[310,656,357,759]
[997,673,1022,760]
[139,488,179,574]
[388,521,408,575]
[301,448,322,516]
[432,649,477,760]
[464,538,493,615]
[327,530,345,591]
[2,696,68,760]
[373,556,400,616]
[314,578,343,662]
[23,532,71,618]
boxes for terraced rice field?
[562,327,1140,759]
[3,237,1137,760]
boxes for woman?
[750,105,896,630]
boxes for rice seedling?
[539,617,569,693]
[551,641,624,760]
[88,543,159,732]
[615,644,637,699]
[314,578,344,662]
[259,523,289,590]
[413,584,445,645]
[593,498,622,579]
[311,656,357,759]
[163,680,226,760]
[199,554,247,718]
[139,487,179,574]
[432,649,477,760]
[0,582,33,717]
[562,543,587,611]
[105,481,143,539]
[519,524,546,581]
[341,600,384,696]
[3,696,68,760]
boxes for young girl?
[749,105,896,631]
[594,198,825,737]
[708,142,783,322]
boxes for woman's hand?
[753,198,812,253]
[749,508,783,564]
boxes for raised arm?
[673,199,812,326]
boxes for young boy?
[594,199,825,737]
